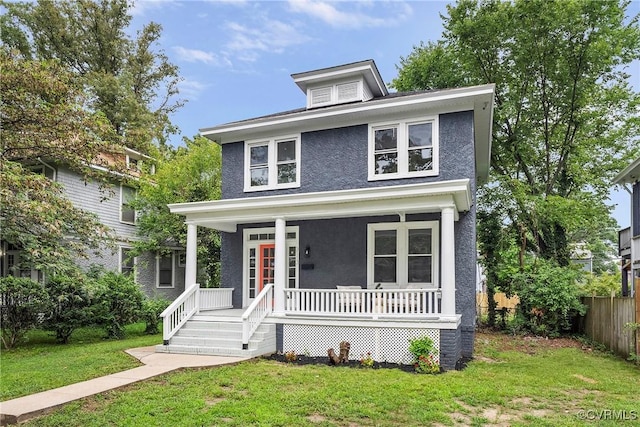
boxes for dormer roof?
[291,59,388,109]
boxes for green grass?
[0,323,161,400]
[7,332,640,426]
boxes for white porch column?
[185,223,198,286]
[441,206,456,317]
[273,217,287,315]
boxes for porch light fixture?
[304,245,311,258]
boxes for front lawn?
[0,323,161,401]
[10,332,640,426]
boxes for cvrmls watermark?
[577,410,638,421]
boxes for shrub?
[408,336,439,374]
[581,272,621,297]
[91,272,144,339]
[141,296,170,335]
[511,261,586,337]
[0,276,50,348]
[43,274,93,343]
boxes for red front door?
[258,243,275,292]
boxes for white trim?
[119,184,136,225]
[177,251,186,267]
[366,221,440,290]
[368,115,439,181]
[170,180,469,230]
[119,246,137,281]
[244,134,301,192]
[156,251,175,289]
[242,226,299,308]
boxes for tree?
[1,50,117,273]
[393,0,640,267]
[132,137,223,286]
[1,0,183,154]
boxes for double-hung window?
[120,185,136,224]
[120,247,136,278]
[156,252,174,288]
[369,116,438,180]
[245,135,300,191]
[367,221,439,289]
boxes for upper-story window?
[120,185,136,224]
[29,165,56,180]
[244,135,300,192]
[368,116,439,181]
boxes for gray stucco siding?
[221,111,475,199]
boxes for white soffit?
[613,156,640,185]
[169,179,472,229]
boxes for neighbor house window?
[120,185,136,224]
[368,117,438,180]
[367,221,439,289]
[156,252,174,288]
[120,247,136,278]
[244,135,300,191]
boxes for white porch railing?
[160,284,234,344]
[284,288,441,317]
[241,283,273,349]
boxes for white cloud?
[224,19,311,61]
[173,46,232,67]
[178,78,209,100]
[287,0,412,29]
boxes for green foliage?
[42,274,93,343]
[91,272,144,339]
[580,272,621,296]
[359,352,374,368]
[408,336,440,374]
[0,276,50,348]
[140,296,170,335]
[510,261,586,337]
[393,0,640,268]
[133,136,222,286]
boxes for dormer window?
[292,59,388,110]
[307,80,362,108]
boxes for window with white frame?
[120,185,136,224]
[369,117,438,180]
[120,247,136,278]
[156,252,174,288]
[367,221,439,289]
[245,135,300,191]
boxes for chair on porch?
[336,285,363,313]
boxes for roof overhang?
[291,59,388,97]
[200,84,495,183]
[613,156,640,185]
[169,179,472,232]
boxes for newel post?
[441,206,456,317]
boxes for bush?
[581,272,621,297]
[43,274,93,343]
[0,276,50,348]
[91,272,144,339]
[141,296,170,335]
[408,336,439,374]
[511,261,586,337]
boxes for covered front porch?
[159,180,472,366]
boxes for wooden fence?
[476,292,519,317]
[582,296,637,359]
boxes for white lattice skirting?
[282,324,439,365]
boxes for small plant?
[284,350,297,363]
[408,336,440,374]
[624,322,640,365]
[141,296,171,335]
[360,352,375,368]
[0,276,50,348]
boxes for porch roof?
[169,179,471,231]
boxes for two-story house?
[614,156,640,299]
[158,60,494,370]
[0,148,186,300]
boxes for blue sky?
[128,0,638,228]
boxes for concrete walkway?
[0,347,249,425]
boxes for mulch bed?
[263,353,472,373]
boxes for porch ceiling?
[169,179,471,231]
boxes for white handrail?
[241,283,273,349]
[160,283,199,344]
[284,288,442,317]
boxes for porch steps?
[155,315,276,358]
